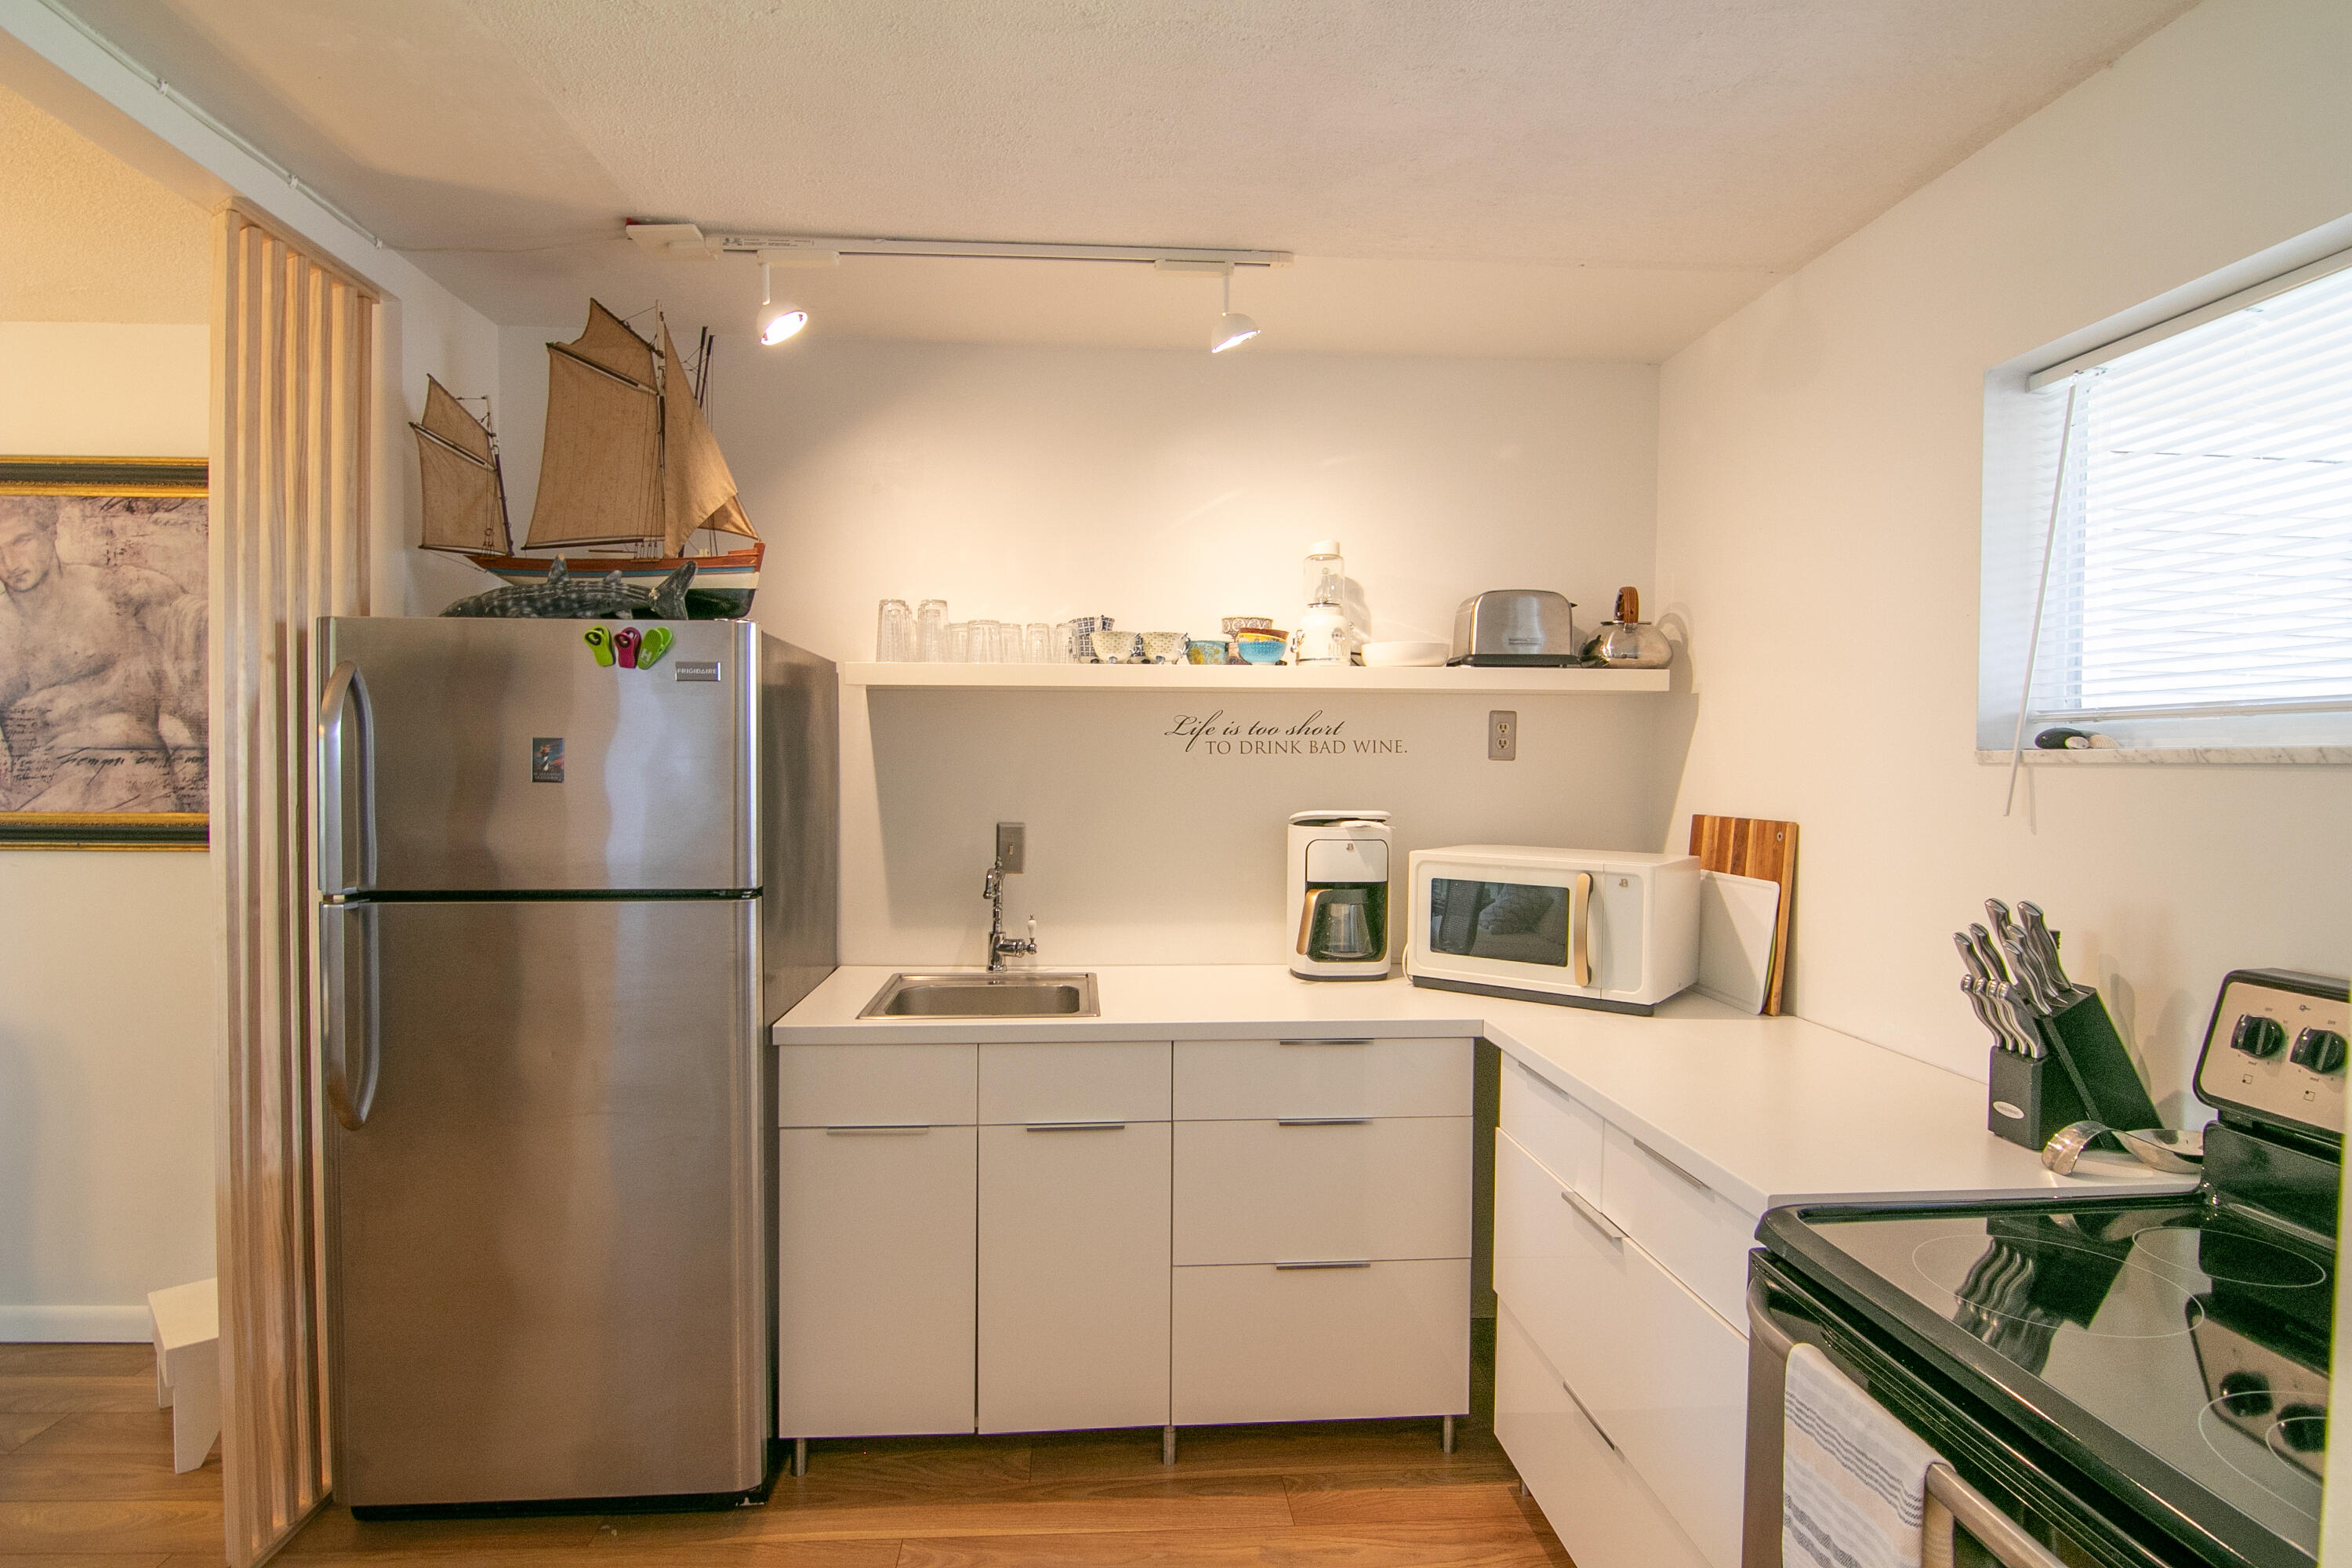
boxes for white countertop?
[775,964,2189,1216]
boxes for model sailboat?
[412,300,763,619]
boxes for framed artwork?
[0,457,209,849]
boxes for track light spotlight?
[757,263,808,345]
[1210,267,1259,354]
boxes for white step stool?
[147,1277,220,1473]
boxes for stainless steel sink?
[860,971,1100,1019]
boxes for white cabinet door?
[779,1043,976,1127]
[777,1125,975,1439]
[1494,1304,1710,1568]
[978,1122,1171,1434]
[1171,1258,1468,1425]
[1174,1036,1472,1120]
[979,1040,1171,1123]
[1174,1117,1472,1264]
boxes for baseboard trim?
[0,1305,153,1342]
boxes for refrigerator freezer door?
[318,617,756,892]
[327,897,765,1506]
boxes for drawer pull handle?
[1561,1377,1617,1451]
[1278,1037,1375,1046]
[1276,1117,1369,1127]
[1509,1056,1581,1106]
[1563,1188,1624,1243]
[826,1124,931,1135]
[1025,1121,1126,1132]
[1274,1258,1373,1269]
[1631,1135,1708,1193]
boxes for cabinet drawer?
[777,1125,975,1438]
[1494,1129,1747,1568]
[978,1040,1171,1124]
[1500,1053,1602,1197]
[1171,1258,1468,1426]
[779,1043,976,1128]
[979,1123,1170,1434]
[1600,1122,1757,1328]
[1174,1036,1471,1120]
[1495,1303,1711,1568]
[1174,1117,1470,1265]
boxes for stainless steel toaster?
[1449,590,1579,666]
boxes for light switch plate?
[995,821,1026,873]
[1488,711,1517,761]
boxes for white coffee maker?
[1287,811,1393,980]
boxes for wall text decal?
[1164,710,1407,757]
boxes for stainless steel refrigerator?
[314,615,836,1509]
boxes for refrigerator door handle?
[317,659,378,893]
[321,902,379,1130]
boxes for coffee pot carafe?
[1288,811,1392,980]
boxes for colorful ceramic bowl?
[1236,637,1286,665]
[1140,631,1190,664]
[1090,629,1138,663]
[1185,638,1230,665]
[1222,616,1275,636]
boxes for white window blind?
[2025,261,2352,735]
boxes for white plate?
[1360,641,1449,667]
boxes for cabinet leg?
[1442,1415,1456,1454]
[792,1438,808,1477]
[1163,1425,1177,1467]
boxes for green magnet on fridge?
[638,626,673,668]
[583,626,615,666]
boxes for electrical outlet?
[1488,711,1517,761]
[995,821,1026,873]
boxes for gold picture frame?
[1,456,209,849]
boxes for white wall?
[0,318,215,1338]
[1655,0,2352,1117]
[497,334,1676,965]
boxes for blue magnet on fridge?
[583,626,615,666]
[638,626,673,669]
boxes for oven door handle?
[1746,1279,2066,1568]
[1924,1464,2067,1568]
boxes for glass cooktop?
[1795,1198,2332,1563]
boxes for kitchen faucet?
[983,822,1036,971]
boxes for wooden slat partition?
[1689,815,1798,1015]
[210,205,375,1568]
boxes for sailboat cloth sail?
[526,303,660,548]
[412,376,507,553]
[414,430,507,552]
[659,322,757,553]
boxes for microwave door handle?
[1568,870,1594,988]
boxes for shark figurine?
[440,557,696,620]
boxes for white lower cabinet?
[776,1124,977,1439]
[1171,1258,1468,1425]
[1494,1123,1749,1568]
[1173,1116,1472,1265]
[978,1122,1171,1433]
[1494,1302,1711,1568]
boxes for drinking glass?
[1053,621,1079,662]
[1025,623,1053,663]
[875,599,913,662]
[916,600,949,662]
[948,622,972,662]
[970,619,1004,663]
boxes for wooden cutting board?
[1688,815,1798,1015]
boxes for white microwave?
[1404,845,1700,1014]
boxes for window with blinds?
[2023,259,2352,742]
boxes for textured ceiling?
[0,83,210,322]
[52,0,2190,351]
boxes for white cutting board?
[1696,869,1780,1015]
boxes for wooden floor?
[0,1334,1570,1566]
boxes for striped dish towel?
[1784,1341,1944,1568]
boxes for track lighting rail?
[626,222,1290,270]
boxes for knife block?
[2035,992,2162,1134]
[1987,1047,2092,1151]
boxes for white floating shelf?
[842,662,1670,695]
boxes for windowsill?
[1974,746,2352,767]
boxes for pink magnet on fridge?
[614,626,642,669]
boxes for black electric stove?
[1753,969,2346,1568]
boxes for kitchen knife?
[1954,930,1992,983]
[1999,931,2055,1014]
[2016,902,2085,1001]
[1960,975,2011,1051]
[1986,980,2047,1057]
[1967,924,2010,989]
